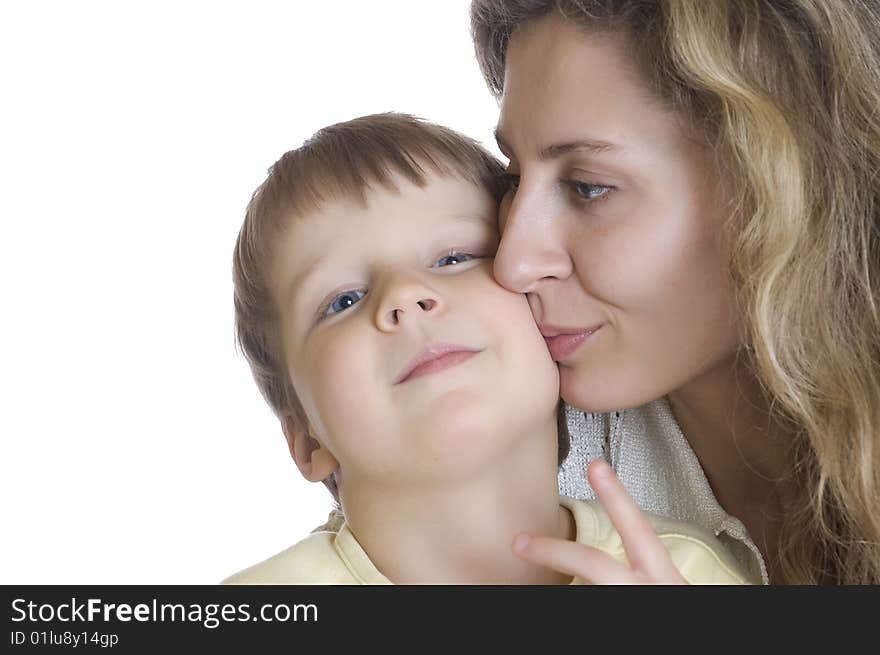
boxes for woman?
[471,0,880,583]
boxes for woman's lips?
[541,325,603,361]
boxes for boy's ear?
[281,415,339,483]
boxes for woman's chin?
[559,365,662,414]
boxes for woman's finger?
[587,459,682,579]
[512,533,639,584]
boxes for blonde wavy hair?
[471,0,880,584]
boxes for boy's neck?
[340,418,573,584]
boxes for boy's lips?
[539,323,603,361]
[393,344,482,385]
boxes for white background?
[0,1,501,583]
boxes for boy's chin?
[410,387,527,435]
[408,396,556,451]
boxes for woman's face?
[495,15,741,412]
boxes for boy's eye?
[323,289,367,317]
[434,252,477,267]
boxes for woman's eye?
[323,289,366,317]
[570,181,612,201]
[434,252,477,267]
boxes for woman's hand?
[513,459,687,584]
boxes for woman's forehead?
[497,18,687,161]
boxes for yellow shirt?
[222,496,757,585]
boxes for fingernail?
[512,534,531,554]
[590,459,611,477]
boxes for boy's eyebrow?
[283,213,497,310]
[449,212,496,225]
[285,253,328,310]
[494,128,617,160]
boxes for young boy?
[223,113,754,585]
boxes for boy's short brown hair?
[232,113,568,501]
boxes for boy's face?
[271,171,559,492]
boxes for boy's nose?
[374,277,442,331]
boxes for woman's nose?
[374,275,442,331]
[494,188,573,293]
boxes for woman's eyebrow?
[494,127,618,160]
[540,140,617,159]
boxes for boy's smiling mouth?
[393,344,482,385]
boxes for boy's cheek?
[309,339,380,418]
[493,291,543,333]
[469,262,532,306]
